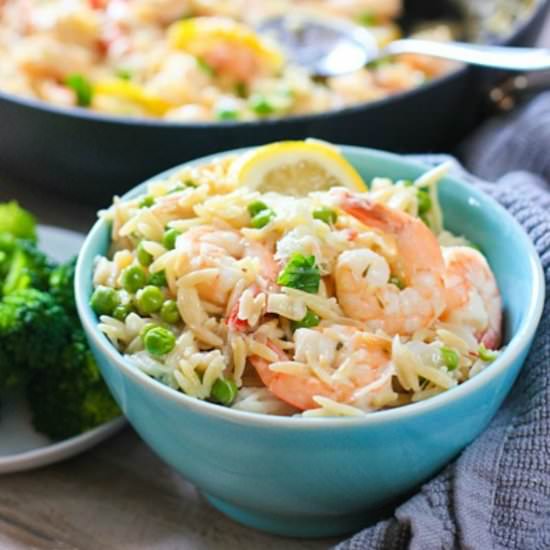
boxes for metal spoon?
[258,15,550,77]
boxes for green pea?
[136,285,164,315]
[160,300,180,324]
[65,73,93,107]
[417,188,432,215]
[163,228,181,250]
[291,309,320,331]
[440,346,459,371]
[116,68,132,80]
[139,196,155,208]
[113,304,132,321]
[210,378,238,406]
[143,326,176,356]
[313,207,338,225]
[90,286,120,316]
[250,94,275,116]
[148,270,167,287]
[247,200,269,217]
[251,209,275,229]
[479,344,498,363]
[121,265,147,293]
[137,242,153,267]
[140,322,160,339]
[217,108,239,121]
[167,180,199,195]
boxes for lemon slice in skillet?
[229,140,367,196]
[94,80,170,116]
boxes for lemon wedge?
[168,17,284,74]
[229,140,366,196]
[94,80,170,116]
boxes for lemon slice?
[168,17,284,74]
[229,140,366,196]
[94,80,170,116]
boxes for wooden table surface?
[2,16,549,550]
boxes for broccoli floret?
[2,239,54,296]
[0,201,36,241]
[26,329,121,440]
[0,289,73,391]
[49,257,77,315]
[0,233,17,280]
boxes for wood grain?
[0,428,335,550]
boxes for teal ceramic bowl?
[75,146,545,538]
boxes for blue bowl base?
[205,493,378,538]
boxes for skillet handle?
[385,39,550,72]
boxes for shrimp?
[441,246,502,349]
[333,191,446,335]
[177,225,279,307]
[202,42,263,83]
[249,327,394,411]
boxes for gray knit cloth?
[337,118,550,549]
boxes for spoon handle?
[385,40,550,71]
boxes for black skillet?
[0,0,547,204]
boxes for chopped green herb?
[291,309,320,331]
[210,377,238,406]
[479,344,498,362]
[417,188,432,216]
[467,241,483,253]
[367,56,392,69]
[357,10,377,26]
[235,82,247,98]
[440,346,459,371]
[277,253,321,294]
[389,275,405,289]
[196,57,214,76]
[313,207,338,225]
[65,73,93,107]
[397,179,414,187]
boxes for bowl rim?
[75,144,545,429]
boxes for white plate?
[0,225,125,475]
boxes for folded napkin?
[337,160,550,550]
